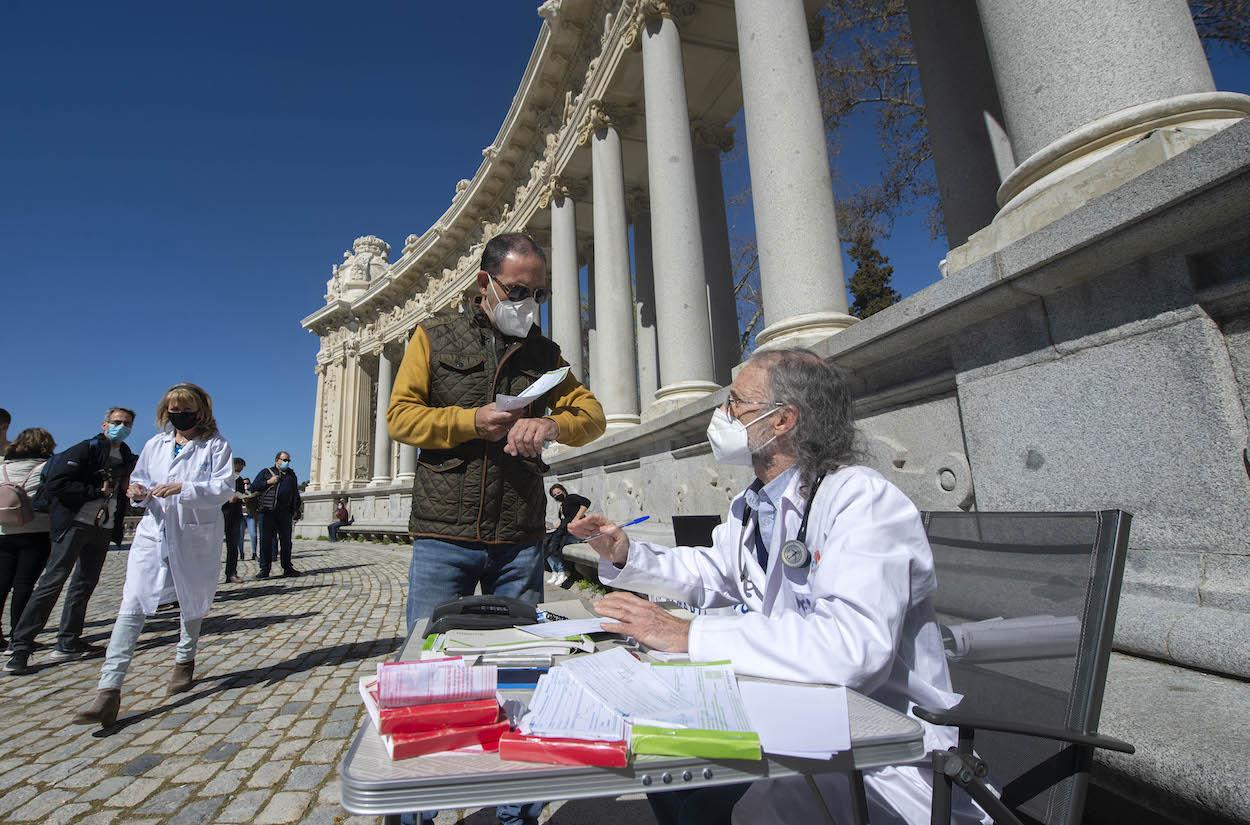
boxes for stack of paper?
[560,648,700,728]
[738,680,850,759]
[424,627,596,666]
[631,662,761,760]
[506,665,630,767]
[376,658,497,707]
[360,671,507,761]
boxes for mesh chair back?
[922,510,1130,825]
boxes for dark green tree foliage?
[847,233,900,319]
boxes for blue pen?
[582,515,649,543]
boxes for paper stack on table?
[362,658,508,760]
[737,680,850,759]
[504,659,632,767]
[424,627,596,666]
[631,662,762,760]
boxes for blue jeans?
[243,516,258,557]
[404,537,545,825]
[405,538,545,636]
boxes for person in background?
[73,383,235,727]
[544,484,589,586]
[327,498,352,542]
[253,451,301,579]
[0,409,10,457]
[5,407,138,675]
[222,457,247,584]
[0,428,56,654]
[241,477,259,559]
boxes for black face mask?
[168,410,198,432]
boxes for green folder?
[630,660,762,760]
[631,725,762,760]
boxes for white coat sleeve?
[688,473,921,691]
[177,438,236,507]
[597,520,744,609]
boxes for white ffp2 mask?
[489,280,539,337]
[706,406,781,466]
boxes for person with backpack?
[0,428,56,653]
[252,451,301,578]
[222,457,248,584]
[72,383,236,727]
[4,407,138,675]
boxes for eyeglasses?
[490,273,550,305]
[721,394,784,416]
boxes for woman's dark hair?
[549,484,566,497]
[480,232,547,276]
[749,348,858,494]
[5,427,55,460]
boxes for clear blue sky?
[3,4,1248,480]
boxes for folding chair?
[916,510,1135,825]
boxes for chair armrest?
[913,705,1135,754]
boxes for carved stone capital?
[576,99,614,146]
[537,0,564,27]
[540,173,589,208]
[691,120,735,153]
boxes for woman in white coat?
[73,383,235,727]
[571,350,988,825]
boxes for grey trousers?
[99,611,202,691]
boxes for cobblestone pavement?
[0,540,647,825]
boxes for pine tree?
[847,234,901,319]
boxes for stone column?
[692,123,741,383]
[905,0,1013,247]
[339,346,373,490]
[638,7,720,414]
[975,0,1250,213]
[327,352,353,490]
[369,347,394,486]
[308,361,326,491]
[580,104,641,431]
[396,444,417,485]
[628,191,660,407]
[735,0,856,351]
[548,182,585,382]
[585,251,598,394]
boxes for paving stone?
[284,763,330,791]
[298,804,344,825]
[54,765,110,788]
[170,759,221,783]
[256,790,313,824]
[77,810,120,825]
[79,775,136,802]
[300,740,342,764]
[167,795,227,825]
[8,788,77,821]
[35,756,91,785]
[274,738,311,759]
[0,786,39,817]
[44,802,93,825]
[217,788,273,823]
[226,746,267,770]
[138,784,195,813]
[103,775,163,807]
[203,741,242,762]
[248,758,294,789]
[120,753,164,775]
[199,767,245,797]
[223,721,265,743]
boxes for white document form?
[518,618,612,638]
[518,667,627,741]
[561,647,699,728]
[376,659,497,708]
[738,681,850,758]
[649,663,754,732]
[495,366,570,412]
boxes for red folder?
[498,732,630,768]
[384,719,510,760]
[360,677,500,736]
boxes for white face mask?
[706,406,781,466]
[488,279,539,337]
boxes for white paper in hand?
[495,366,570,412]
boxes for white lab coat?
[121,428,235,621]
[599,465,988,825]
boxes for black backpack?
[29,451,63,514]
[421,595,538,639]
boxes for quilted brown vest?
[409,301,562,545]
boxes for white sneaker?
[553,572,570,587]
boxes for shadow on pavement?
[133,611,322,651]
[94,635,405,735]
[212,583,332,603]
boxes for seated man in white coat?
[569,348,987,825]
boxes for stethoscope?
[737,472,827,588]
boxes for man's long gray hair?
[750,348,857,494]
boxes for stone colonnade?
[302,0,1248,497]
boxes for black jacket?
[42,434,138,543]
[222,477,246,522]
[253,467,301,515]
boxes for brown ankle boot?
[168,660,194,696]
[72,689,121,727]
